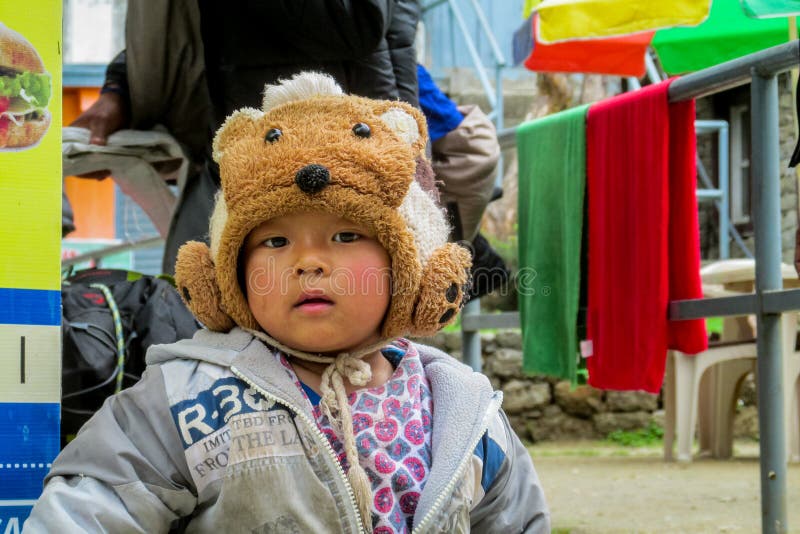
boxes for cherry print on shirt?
[418,444,431,465]
[356,393,380,413]
[288,344,432,534]
[375,419,399,441]
[388,380,405,396]
[407,374,420,395]
[387,437,411,460]
[374,487,394,513]
[421,408,433,433]
[353,413,373,433]
[399,492,421,515]
[357,434,378,457]
[391,466,414,493]
[404,420,425,445]
[364,465,383,490]
[403,457,426,481]
[388,505,405,531]
[374,452,396,474]
[383,398,413,422]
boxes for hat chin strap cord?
[245,328,395,529]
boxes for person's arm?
[23,367,197,533]
[69,50,131,150]
[470,410,551,533]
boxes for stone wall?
[414,330,760,443]
[415,331,661,442]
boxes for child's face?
[243,212,392,355]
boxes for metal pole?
[462,298,482,372]
[718,121,730,259]
[494,64,504,190]
[751,71,787,534]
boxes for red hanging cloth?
[585,80,707,393]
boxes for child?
[25,73,549,533]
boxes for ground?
[528,440,800,533]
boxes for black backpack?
[61,269,199,444]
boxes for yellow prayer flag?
[535,0,712,43]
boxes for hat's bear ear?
[411,243,472,337]
[212,108,265,163]
[374,101,429,155]
[175,241,235,332]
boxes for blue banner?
[0,403,60,500]
[0,289,60,327]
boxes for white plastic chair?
[663,260,800,463]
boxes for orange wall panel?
[62,87,115,239]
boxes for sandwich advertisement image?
[0,22,52,150]
[0,1,62,531]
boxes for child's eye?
[333,232,361,243]
[262,237,288,248]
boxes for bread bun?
[0,110,50,148]
[0,23,45,74]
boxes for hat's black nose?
[294,164,330,194]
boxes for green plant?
[606,421,664,447]
[441,313,462,333]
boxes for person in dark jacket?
[71,0,421,274]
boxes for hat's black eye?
[265,128,282,143]
[352,123,371,138]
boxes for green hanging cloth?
[517,104,588,383]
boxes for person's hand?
[70,89,130,179]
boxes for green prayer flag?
[653,0,795,74]
[741,0,800,19]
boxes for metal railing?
[469,41,799,533]
[62,235,164,269]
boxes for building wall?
[421,0,525,73]
[696,73,798,265]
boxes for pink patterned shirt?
[277,340,433,533]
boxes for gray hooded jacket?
[24,329,549,533]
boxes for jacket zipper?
[412,394,503,534]
[230,366,365,534]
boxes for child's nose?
[294,252,329,277]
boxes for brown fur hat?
[175,72,471,341]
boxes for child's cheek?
[332,260,391,298]
[245,259,278,297]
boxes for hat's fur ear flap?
[374,101,428,155]
[212,108,265,163]
[175,241,235,332]
[410,242,472,337]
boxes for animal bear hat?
[175,72,471,525]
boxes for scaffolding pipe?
[446,0,496,107]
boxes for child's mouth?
[294,294,333,312]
